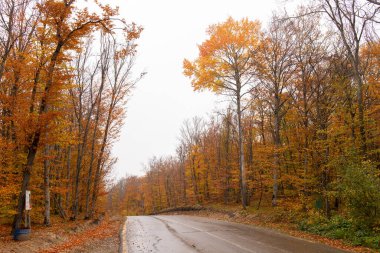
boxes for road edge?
[119,217,128,253]
[161,211,362,253]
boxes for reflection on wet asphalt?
[126,215,350,253]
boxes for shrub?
[338,160,380,228]
[298,214,380,249]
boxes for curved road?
[125,215,350,253]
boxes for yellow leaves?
[183,17,261,93]
[205,17,261,53]
[183,57,220,92]
[363,41,380,90]
[183,59,195,77]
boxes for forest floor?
[155,204,379,253]
[0,215,124,253]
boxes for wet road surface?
[125,215,350,253]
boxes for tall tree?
[318,0,379,154]
[183,17,261,208]
[90,26,143,218]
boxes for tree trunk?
[356,75,366,155]
[90,104,113,218]
[13,41,63,231]
[12,140,37,231]
[179,153,187,205]
[272,104,281,207]
[237,92,247,209]
[65,145,71,210]
[43,145,51,226]
[224,114,231,204]
[85,101,101,219]
[191,155,200,204]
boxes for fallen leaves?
[39,217,121,253]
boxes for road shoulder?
[0,215,123,253]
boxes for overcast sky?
[108,0,297,179]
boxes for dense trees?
[111,1,380,232]
[0,0,141,230]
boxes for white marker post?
[25,191,31,211]
[25,190,31,229]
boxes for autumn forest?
[110,0,380,247]
[1,0,380,250]
[0,0,142,231]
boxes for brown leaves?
[40,218,119,253]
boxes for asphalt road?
[125,215,350,253]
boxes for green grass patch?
[298,215,380,250]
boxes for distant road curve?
[125,215,350,253]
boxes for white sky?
[109,0,298,178]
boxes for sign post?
[14,190,32,240]
[25,190,31,229]
[25,190,31,211]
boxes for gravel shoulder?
[0,216,123,253]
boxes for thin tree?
[90,27,143,218]
[256,14,296,206]
[318,0,379,154]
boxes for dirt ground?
[0,216,124,253]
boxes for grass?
[298,215,380,250]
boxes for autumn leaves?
[113,2,379,230]
[182,3,380,215]
[0,0,141,231]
